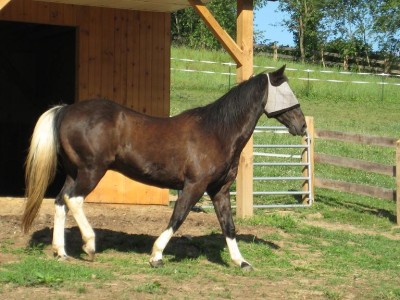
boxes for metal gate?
[198,122,314,210]
[248,125,313,208]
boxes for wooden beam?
[315,178,396,201]
[235,0,254,218]
[0,0,11,10]
[302,116,314,204]
[315,153,395,177]
[188,0,243,66]
[315,130,398,148]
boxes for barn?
[0,0,255,216]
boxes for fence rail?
[314,129,400,224]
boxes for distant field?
[171,46,399,138]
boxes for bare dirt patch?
[0,197,371,299]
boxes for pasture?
[0,47,399,299]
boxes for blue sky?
[254,2,294,46]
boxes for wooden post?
[236,0,254,218]
[0,0,11,10]
[272,43,278,61]
[302,116,314,204]
[396,140,400,225]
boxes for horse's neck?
[228,101,263,154]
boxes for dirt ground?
[0,197,363,299]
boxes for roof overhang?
[32,0,210,12]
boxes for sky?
[254,2,294,46]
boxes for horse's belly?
[113,159,184,190]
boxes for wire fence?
[171,57,400,102]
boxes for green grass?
[0,255,113,287]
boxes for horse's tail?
[22,105,65,233]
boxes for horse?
[22,65,306,270]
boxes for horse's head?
[263,65,307,136]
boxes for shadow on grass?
[29,227,279,266]
[316,192,397,224]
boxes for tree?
[370,0,400,72]
[278,0,325,63]
[171,0,270,50]
[322,0,375,70]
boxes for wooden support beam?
[235,0,254,218]
[188,0,243,66]
[0,0,11,10]
[302,116,314,204]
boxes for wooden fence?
[312,129,400,225]
[255,45,400,75]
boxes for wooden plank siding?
[0,0,171,204]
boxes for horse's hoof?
[55,254,69,261]
[240,262,254,272]
[149,260,164,268]
[86,252,95,262]
[83,245,95,261]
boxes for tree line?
[171,0,399,73]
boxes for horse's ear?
[273,65,286,76]
[268,65,286,83]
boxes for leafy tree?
[278,0,325,63]
[370,0,400,72]
[171,0,271,50]
[322,0,375,69]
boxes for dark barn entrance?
[0,21,76,197]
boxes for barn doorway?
[0,21,76,197]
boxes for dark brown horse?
[22,65,306,270]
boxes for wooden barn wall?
[0,0,171,117]
[0,0,170,204]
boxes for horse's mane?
[184,73,268,137]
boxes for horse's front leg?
[211,188,253,271]
[150,182,205,267]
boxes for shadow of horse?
[29,227,280,266]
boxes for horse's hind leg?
[150,182,205,267]
[64,194,96,260]
[53,176,72,259]
[64,168,106,261]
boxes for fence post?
[236,0,254,218]
[396,140,400,225]
[302,116,314,204]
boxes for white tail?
[22,106,65,233]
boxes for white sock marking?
[64,195,95,254]
[53,204,67,257]
[226,237,246,266]
[150,227,174,262]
